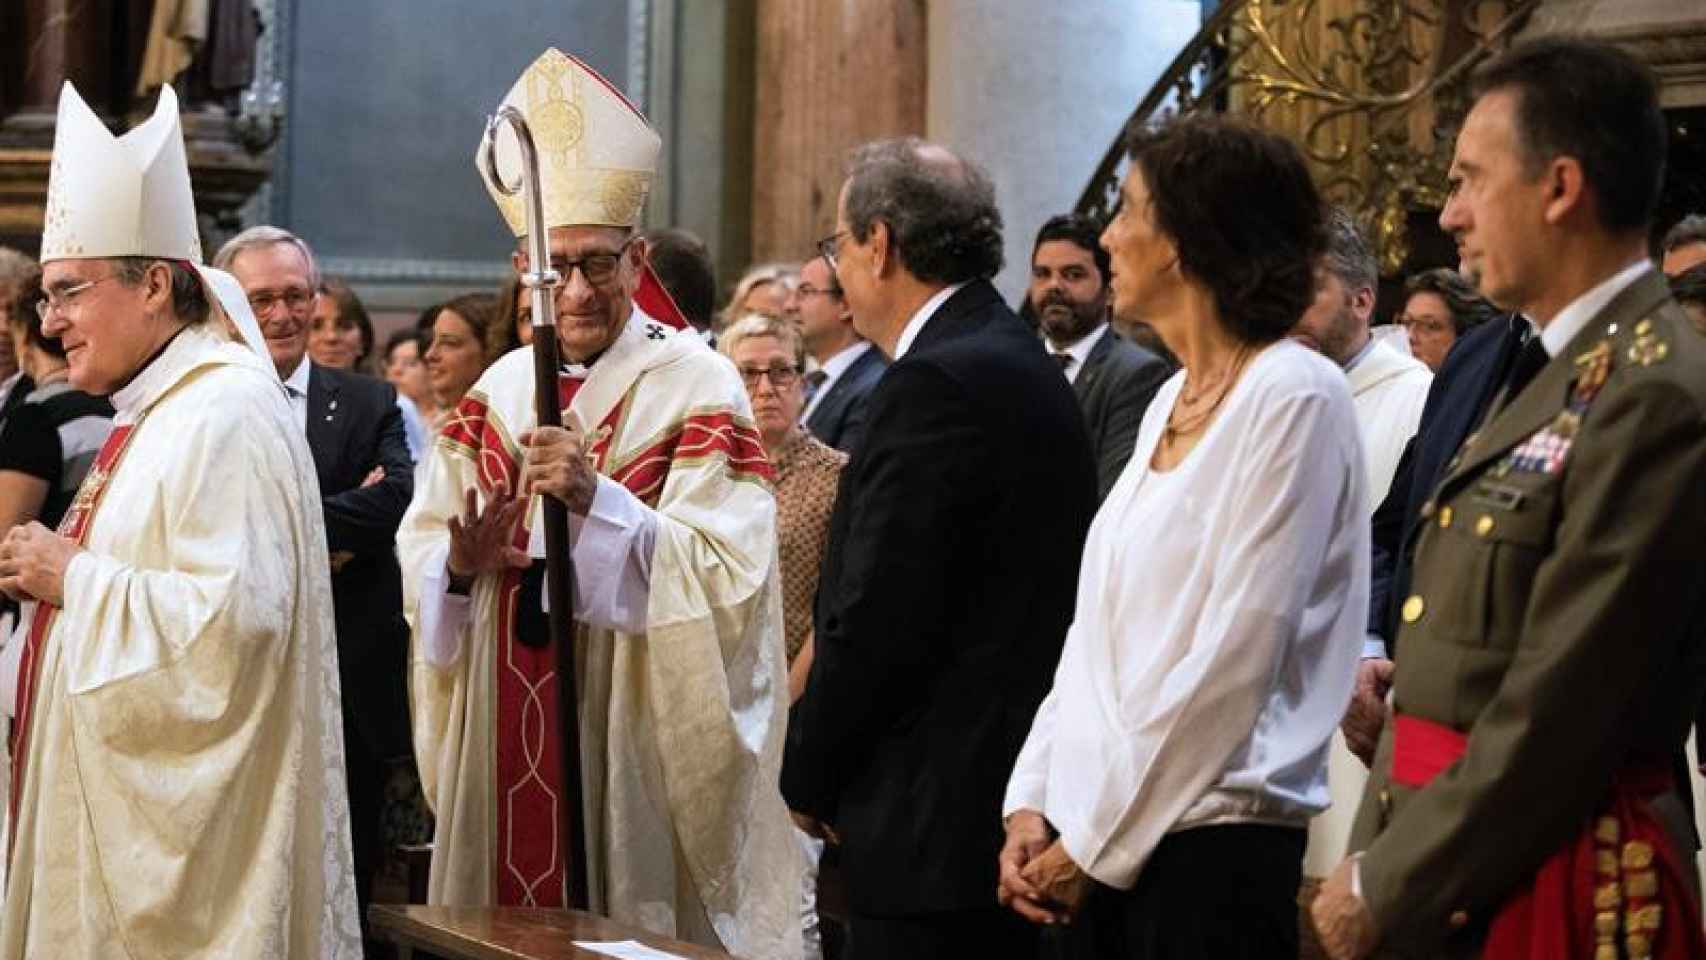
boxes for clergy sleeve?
[1065,388,1365,888]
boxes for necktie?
[801,369,829,407]
[1053,352,1074,373]
[1503,332,1550,404]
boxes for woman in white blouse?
[998,115,1370,956]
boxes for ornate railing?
[1075,0,1542,274]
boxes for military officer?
[1312,38,1706,960]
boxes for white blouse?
[1003,339,1369,889]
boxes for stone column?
[925,0,1201,302]
[750,0,928,265]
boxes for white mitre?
[478,48,662,234]
[40,82,268,359]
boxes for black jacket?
[804,343,887,456]
[306,364,415,760]
[1071,327,1170,500]
[782,280,1097,916]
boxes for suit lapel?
[1073,327,1114,401]
[305,364,340,489]
[1438,272,1673,498]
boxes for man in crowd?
[0,82,358,958]
[1314,38,1706,959]
[0,248,34,424]
[1663,213,1706,277]
[783,137,1097,959]
[788,252,886,455]
[644,226,718,342]
[1674,264,1706,328]
[1028,212,1169,499]
[215,225,414,940]
[397,49,799,957]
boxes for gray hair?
[0,246,37,288]
[719,312,806,371]
[719,262,798,331]
[1663,214,1706,254]
[212,225,321,286]
[843,137,1003,285]
[1321,207,1378,296]
[111,258,210,325]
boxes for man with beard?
[1029,214,1169,499]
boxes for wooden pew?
[370,904,733,960]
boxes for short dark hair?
[112,257,210,326]
[1123,114,1325,343]
[1321,207,1377,295]
[1470,37,1665,235]
[1032,213,1110,287]
[5,266,61,359]
[1671,263,1706,313]
[1663,215,1706,254]
[844,137,1003,285]
[384,326,426,364]
[1403,267,1501,335]
[316,276,374,365]
[643,227,717,331]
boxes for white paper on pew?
[571,941,688,960]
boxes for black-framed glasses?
[738,364,800,389]
[817,230,851,271]
[795,282,842,300]
[35,274,120,323]
[548,236,638,288]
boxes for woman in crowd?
[423,292,500,429]
[494,274,534,351]
[718,262,796,331]
[311,276,376,373]
[1396,267,1500,373]
[0,267,115,535]
[385,327,437,425]
[998,115,1367,957]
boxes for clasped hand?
[520,426,596,516]
[998,809,1092,925]
[0,522,79,607]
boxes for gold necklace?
[1164,345,1252,447]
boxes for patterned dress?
[773,428,848,663]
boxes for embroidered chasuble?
[397,311,802,958]
[1,323,362,958]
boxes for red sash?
[8,423,137,865]
[1392,713,1706,959]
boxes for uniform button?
[1635,318,1653,336]
[1475,515,1495,537]
[1438,506,1453,529]
[1402,595,1425,623]
[1449,909,1470,928]
[1378,787,1392,817]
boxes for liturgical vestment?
[1,323,362,958]
[397,311,801,958]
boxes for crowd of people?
[1,33,1706,960]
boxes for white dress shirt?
[892,282,968,360]
[1536,256,1652,357]
[1004,340,1368,888]
[282,354,310,432]
[1045,322,1110,385]
[800,339,873,422]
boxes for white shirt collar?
[1045,323,1109,384]
[818,339,873,380]
[892,282,968,360]
[283,353,311,396]
[1536,258,1652,358]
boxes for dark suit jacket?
[1368,315,1522,653]
[306,364,415,760]
[0,373,32,428]
[782,280,1098,917]
[1071,327,1170,500]
[1351,272,1706,955]
[804,342,887,455]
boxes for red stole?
[8,423,139,864]
[1391,713,1706,959]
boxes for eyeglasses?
[248,288,316,316]
[36,274,121,323]
[817,231,851,272]
[795,283,842,300]
[547,237,637,288]
[738,364,800,389]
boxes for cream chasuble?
[397,311,801,958]
[1304,336,1431,878]
[1,323,362,959]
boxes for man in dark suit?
[789,252,887,455]
[783,138,1097,960]
[1314,39,1706,959]
[216,227,415,936]
[1027,213,1170,499]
